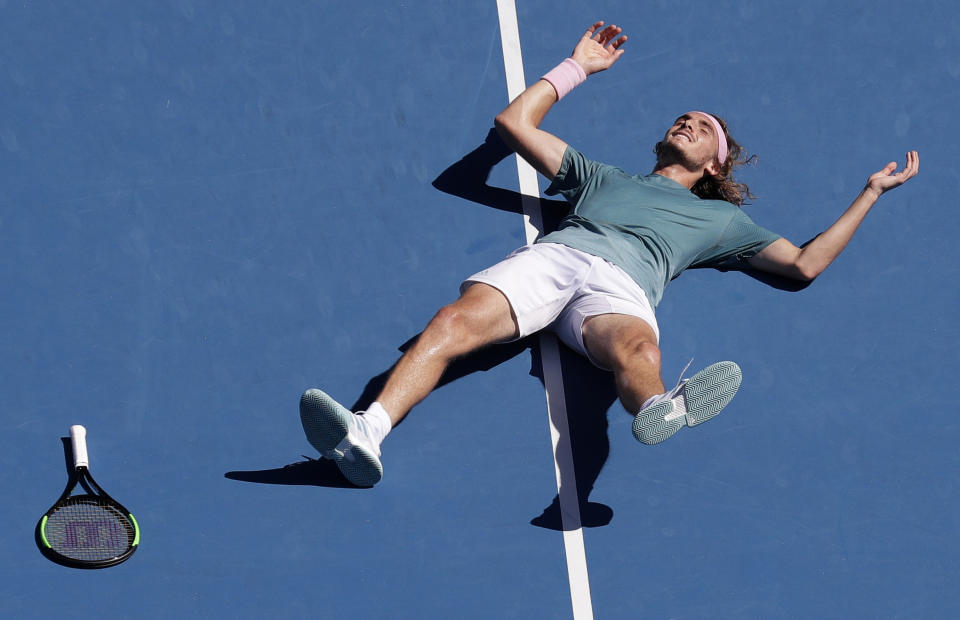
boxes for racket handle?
[70,425,89,468]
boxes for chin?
[657,140,700,168]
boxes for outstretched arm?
[749,151,920,281]
[494,21,626,179]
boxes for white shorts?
[461,243,660,368]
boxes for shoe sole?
[632,361,742,445]
[299,389,383,487]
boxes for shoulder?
[697,198,754,221]
[564,146,621,173]
[553,146,623,185]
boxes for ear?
[704,159,721,177]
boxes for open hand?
[865,150,919,197]
[571,21,627,76]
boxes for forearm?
[494,80,568,178]
[495,79,557,134]
[494,23,624,179]
[794,187,881,279]
[750,152,917,282]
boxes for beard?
[656,138,712,172]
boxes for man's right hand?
[494,22,627,180]
[571,21,627,76]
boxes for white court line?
[494,2,594,619]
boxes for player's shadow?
[526,342,619,531]
[226,128,810,527]
[437,128,618,529]
[227,129,617,529]
[430,127,813,523]
[433,128,625,529]
[226,331,618,529]
[431,127,570,229]
[434,129,618,528]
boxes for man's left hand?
[865,150,920,197]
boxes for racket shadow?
[34,437,75,562]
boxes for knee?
[420,286,517,356]
[423,303,477,353]
[430,303,466,334]
[612,336,661,373]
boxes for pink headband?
[690,111,728,164]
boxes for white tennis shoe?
[632,361,742,445]
[299,389,383,487]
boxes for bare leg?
[581,313,744,446]
[581,313,665,414]
[376,283,519,425]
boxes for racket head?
[38,485,140,569]
[37,426,140,569]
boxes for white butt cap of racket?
[70,425,89,468]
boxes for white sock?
[362,401,393,446]
[639,393,666,412]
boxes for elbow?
[494,109,526,146]
[493,113,513,142]
[794,263,821,282]
[791,251,825,282]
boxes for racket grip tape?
[70,425,89,468]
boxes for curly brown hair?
[654,113,757,206]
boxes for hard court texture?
[2,1,959,618]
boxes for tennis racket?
[37,425,140,569]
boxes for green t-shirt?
[540,146,781,308]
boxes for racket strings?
[44,497,135,561]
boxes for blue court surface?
[2,1,959,618]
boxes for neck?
[651,161,704,189]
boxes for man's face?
[661,113,721,170]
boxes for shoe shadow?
[225,456,362,489]
[223,337,541,492]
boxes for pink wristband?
[542,58,587,100]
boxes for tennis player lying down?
[298,21,919,487]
